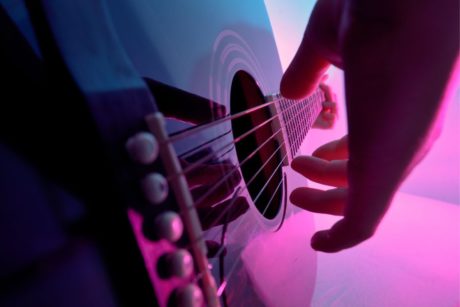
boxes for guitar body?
[105,2,318,305]
[1,0,318,306]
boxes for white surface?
[312,192,460,307]
[242,192,460,306]
[241,211,317,307]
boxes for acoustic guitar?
[2,0,330,306]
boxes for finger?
[320,112,335,121]
[312,135,348,160]
[313,103,337,129]
[291,155,347,187]
[290,187,346,215]
[280,0,343,99]
[312,115,335,129]
[319,83,336,102]
[313,118,333,129]
[280,38,330,100]
[144,77,226,124]
[321,101,338,116]
[311,219,375,253]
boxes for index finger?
[280,0,342,99]
[281,39,330,99]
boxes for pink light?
[312,192,460,306]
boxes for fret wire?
[288,91,323,156]
[295,99,310,152]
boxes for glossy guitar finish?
[107,2,322,306]
[1,0,320,306]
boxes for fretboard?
[275,89,324,158]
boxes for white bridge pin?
[126,132,159,164]
[154,211,184,242]
[142,173,169,205]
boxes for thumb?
[280,0,343,99]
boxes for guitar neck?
[269,88,324,160]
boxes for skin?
[282,0,458,252]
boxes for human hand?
[290,136,373,252]
[281,0,457,252]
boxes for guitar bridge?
[146,113,220,307]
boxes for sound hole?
[230,71,283,220]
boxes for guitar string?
[186,94,322,236]
[198,101,319,244]
[173,110,282,180]
[154,93,320,289]
[177,90,323,164]
[190,99,322,284]
[192,91,323,199]
[261,174,285,216]
[166,91,322,184]
[177,129,233,160]
[213,175,286,294]
[174,90,322,188]
[196,134,286,221]
[166,88,322,144]
[199,112,320,295]
[207,151,288,265]
[217,99,323,282]
[185,98,316,214]
[174,93,311,165]
[187,98,319,244]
